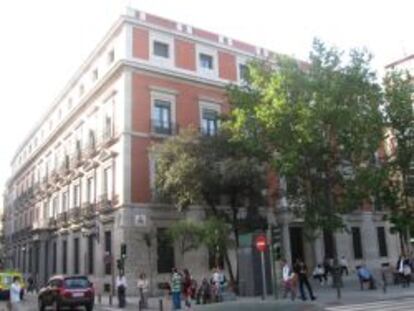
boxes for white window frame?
[150,31,174,67]
[237,55,250,83]
[199,101,221,135]
[196,45,218,78]
[150,91,176,134]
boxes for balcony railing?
[150,119,178,136]
[81,202,96,218]
[56,212,68,226]
[69,207,81,223]
[99,128,116,147]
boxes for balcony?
[56,212,69,227]
[150,119,178,136]
[81,202,96,219]
[70,150,83,169]
[97,194,114,214]
[59,156,71,176]
[48,217,57,229]
[69,207,81,223]
[99,129,116,148]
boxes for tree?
[383,70,414,253]
[168,219,204,261]
[152,128,266,289]
[226,39,386,257]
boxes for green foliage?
[226,39,385,235]
[383,70,414,247]
[168,219,204,255]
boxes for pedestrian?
[137,273,149,309]
[116,272,128,308]
[357,265,376,290]
[9,276,22,311]
[170,268,182,310]
[397,255,406,285]
[402,258,412,288]
[281,259,297,301]
[196,278,211,304]
[182,269,193,310]
[294,259,316,301]
[323,256,331,283]
[26,275,34,294]
[312,264,325,285]
[211,267,225,302]
[339,256,349,276]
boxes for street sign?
[255,234,267,252]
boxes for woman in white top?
[137,273,149,309]
[10,276,22,311]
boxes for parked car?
[0,271,26,300]
[38,275,94,311]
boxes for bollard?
[109,294,113,306]
[159,298,163,311]
[98,294,102,304]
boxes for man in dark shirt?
[294,259,316,301]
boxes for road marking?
[326,297,414,310]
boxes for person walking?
[294,259,316,301]
[182,269,193,310]
[171,268,182,310]
[281,259,297,301]
[312,264,326,285]
[137,273,149,309]
[9,276,22,311]
[116,273,128,308]
[339,256,349,276]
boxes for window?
[153,100,171,134]
[103,167,112,199]
[52,196,59,217]
[239,63,248,81]
[377,227,388,257]
[104,231,112,275]
[62,240,67,274]
[201,109,218,136]
[157,228,175,273]
[74,237,80,274]
[62,191,68,212]
[199,53,213,70]
[87,177,94,203]
[352,227,363,259]
[108,49,115,64]
[153,41,169,58]
[73,184,80,208]
[104,116,112,138]
[88,235,94,274]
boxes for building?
[3,8,400,294]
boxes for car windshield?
[63,278,90,289]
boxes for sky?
[0,0,413,202]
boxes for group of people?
[115,267,227,310]
[282,258,317,301]
[169,267,227,310]
[312,256,349,286]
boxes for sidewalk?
[96,276,414,311]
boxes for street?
[3,290,414,311]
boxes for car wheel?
[85,302,94,311]
[38,299,45,311]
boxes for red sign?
[255,234,267,252]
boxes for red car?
[38,275,94,311]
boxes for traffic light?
[121,243,127,259]
[270,224,282,259]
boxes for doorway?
[289,227,304,263]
